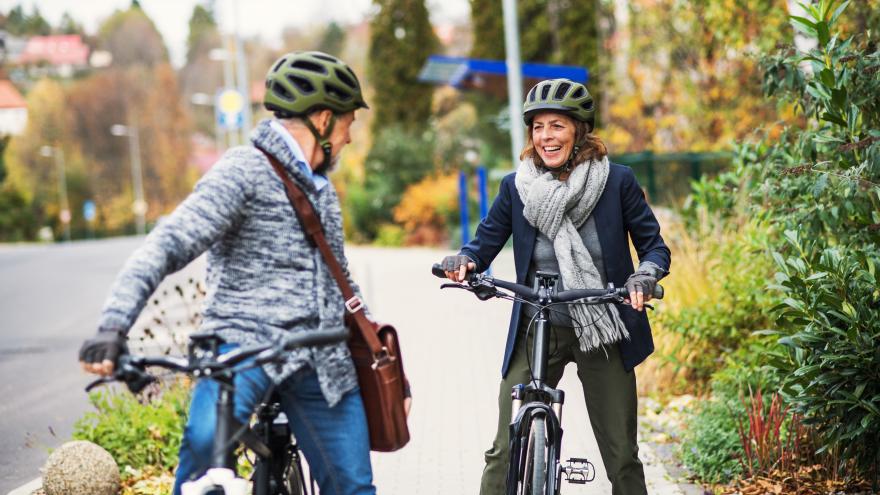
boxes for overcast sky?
[0,0,470,67]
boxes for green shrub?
[73,380,191,476]
[679,393,745,484]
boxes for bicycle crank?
[561,458,596,484]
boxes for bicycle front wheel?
[521,415,548,495]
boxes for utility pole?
[110,123,146,236]
[40,145,71,242]
[232,0,252,143]
[502,0,525,165]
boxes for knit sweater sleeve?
[97,149,255,333]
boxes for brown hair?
[519,115,607,170]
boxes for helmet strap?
[303,113,336,171]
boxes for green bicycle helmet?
[264,50,368,117]
[523,78,595,131]
[263,51,368,167]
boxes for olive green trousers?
[479,325,647,495]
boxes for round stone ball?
[42,440,120,495]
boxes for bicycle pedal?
[562,457,595,484]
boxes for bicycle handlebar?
[431,263,664,301]
[85,328,350,394]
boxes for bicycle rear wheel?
[521,416,548,495]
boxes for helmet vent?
[527,87,537,102]
[580,100,594,111]
[271,81,295,102]
[287,75,315,94]
[571,87,586,99]
[540,84,551,100]
[554,82,571,100]
[312,53,339,63]
[335,68,357,90]
[290,59,327,74]
[325,82,352,102]
[272,58,287,73]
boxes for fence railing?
[611,151,732,205]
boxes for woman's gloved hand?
[440,255,476,282]
[624,271,657,312]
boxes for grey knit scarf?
[515,156,629,352]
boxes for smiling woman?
[437,77,671,494]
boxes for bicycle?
[85,328,349,495]
[431,264,663,495]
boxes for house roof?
[0,80,26,109]
[17,34,89,66]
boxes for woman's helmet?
[523,78,595,131]
[263,51,368,118]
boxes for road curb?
[6,477,41,495]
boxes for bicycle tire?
[529,417,547,495]
[519,415,548,495]
[279,446,306,495]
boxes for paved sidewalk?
[346,246,686,495]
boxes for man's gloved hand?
[440,255,476,282]
[624,271,658,312]
[78,329,128,376]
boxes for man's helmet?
[523,78,595,131]
[263,51,368,118]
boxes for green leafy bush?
[679,393,745,484]
[73,380,191,476]
[346,126,436,241]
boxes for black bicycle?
[432,264,662,495]
[85,328,349,495]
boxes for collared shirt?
[269,119,329,191]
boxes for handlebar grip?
[283,328,349,350]
[653,284,664,300]
[431,263,446,278]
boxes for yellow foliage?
[392,173,458,246]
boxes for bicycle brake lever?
[440,282,467,290]
[85,376,116,392]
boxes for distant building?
[0,79,27,135]
[15,34,90,78]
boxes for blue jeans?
[173,347,375,495]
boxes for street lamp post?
[39,145,71,242]
[502,0,525,165]
[110,123,147,236]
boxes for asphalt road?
[0,238,205,494]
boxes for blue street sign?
[83,200,96,222]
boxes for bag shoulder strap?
[255,145,385,355]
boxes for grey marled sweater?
[98,119,364,406]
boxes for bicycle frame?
[505,271,566,495]
[181,333,309,495]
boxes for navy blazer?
[460,164,671,377]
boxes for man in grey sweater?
[79,51,379,495]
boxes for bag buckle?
[371,347,392,370]
[345,296,364,314]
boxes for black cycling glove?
[78,329,128,366]
[624,271,658,299]
[440,255,473,273]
